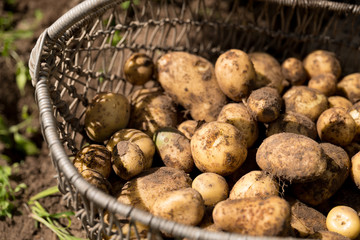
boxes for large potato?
[214,49,256,101]
[213,196,291,236]
[157,52,227,122]
[303,50,341,79]
[191,121,247,176]
[337,73,360,103]
[256,133,327,183]
[84,92,130,142]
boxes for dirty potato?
[191,121,247,176]
[351,152,360,189]
[213,196,291,236]
[348,102,360,141]
[328,96,353,110]
[214,49,256,101]
[124,53,154,85]
[217,103,259,148]
[303,50,341,79]
[177,120,199,140]
[308,73,337,97]
[157,51,227,122]
[281,57,307,86]
[256,133,327,183]
[337,73,360,103]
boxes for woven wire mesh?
[30,0,360,239]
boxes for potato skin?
[215,49,256,101]
[177,120,199,140]
[157,52,227,122]
[348,102,360,141]
[256,133,327,183]
[308,73,337,97]
[337,73,360,103]
[351,152,360,189]
[328,96,353,110]
[191,121,247,176]
[213,196,291,236]
[281,57,307,86]
[124,53,154,85]
[303,50,341,79]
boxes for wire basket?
[29,0,360,239]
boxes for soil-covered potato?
[303,50,341,79]
[191,121,247,176]
[308,73,337,97]
[177,120,199,140]
[249,52,286,93]
[351,152,360,189]
[129,88,177,137]
[157,51,227,122]
[84,92,130,142]
[337,73,360,103]
[292,143,350,206]
[217,103,259,148]
[256,133,327,183]
[80,169,112,194]
[151,188,205,226]
[106,129,155,169]
[317,107,356,147]
[116,167,192,212]
[348,102,360,141]
[124,53,154,85]
[266,112,317,139]
[229,170,279,200]
[214,49,256,101]
[192,172,229,206]
[73,144,112,178]
[283,86,328,121]
[153,127,194,173]
[326,206,360,239]
[213,196,291,236]
[281,57,307,86]
[328,96,353,110]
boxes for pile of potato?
[73,50,360,239]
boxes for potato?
[80,169,111,194]
[303,50,341,79]
[84,92,130,142]
[326,206,360,239]
[106,129,155,169]
[308,73,337,97]
[191,121,247,176]
[153,127,194,173]
[124,53,154,85]
[348,102,360,141]
[157,51,227,122]
[249,52,286,93]
[217,103,259,148]
[129,88,177,137]
[192,172,229,206]
[229,170,279,200]
[281,57,307,86]
[214,49,256,101]
[111,141,145,180]
[317,107,356,147]
[292,143,350,206]
[177,120,199,140]
[246,87,282,123]
[151,188,205,226]
[73,144,112,178]
[309,231,352,240]
[283,86,328,121]
[116,167,192,212]
[351,152,360,189]
[328,96,353,110]
[337,73,360,103]
[213,196,291,236]
[256,133,327,183]
[266,111,317,139]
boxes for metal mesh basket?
[29,0,360,239]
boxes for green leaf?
[14,183,26,193]
[16,61,28,95]
[13,132,39,155]
[28,186,59,204]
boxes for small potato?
[213,196,291,236]
[177,120,199,139]
[256,133,327,183]
[106,129,155,169]
[215,49,256,101]
[328,96,353,110]
[317,107,356,147]
[326,206,360,239]
[281,57,307,86]
[151,188,205,226]
[308,73,337,97]
[283,86,328,121]
[124,53,154,85]
[192,173,229,206]
[153,127,194,173]
[337,73,360,103]
[73,144,112,178]
[111,141,145,180]
[80,169,112,194]
[84,92,130,142]
[129,88,177,137]
[303,50,341,79]
[309,231,352,240]
[249,52,286,93]
[348,102,360,141]
[191,121,247,176]
[229,170,279,200]
[351,152,360,189]
[266,112,317,140]
[292,143,350,206]
[217,103,259,148]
